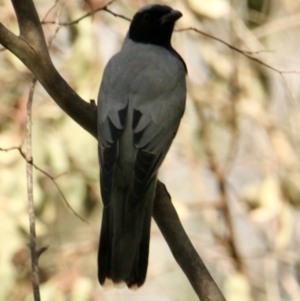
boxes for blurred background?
[1,0,300,300]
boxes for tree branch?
[154,182,226,301]
[12,0,49,54]
[26,77,41,301]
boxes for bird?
[97,4,187,288]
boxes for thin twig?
[41,0,123,26]
[26,77,41,301]
[20,148,88,224]
[178,26,299,109]
[42,0,60,21]
[177,27,300,75]
[22,152,88,224]
[102,6,131,21]
[0,146,20,152]
[0,145,88,224]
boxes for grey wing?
[97,58,128,206]
[128,85,186,210]
[98,47,186,210]
[98,106,128,206]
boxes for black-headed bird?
[97,4,187,288]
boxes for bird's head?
[128,4,182,48]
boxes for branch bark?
[0,1,226,300]
[154,182,226,301]
[26,77,41,301]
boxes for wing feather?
[98,42,186,210]
[98,103,128,206]
[128,82,185,209]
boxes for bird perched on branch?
[97,4,187,288]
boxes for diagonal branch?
[154,182,226,301]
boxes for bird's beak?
[160,10,182,24]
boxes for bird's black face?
[128,5,182,48]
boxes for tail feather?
[98,181,155,287]
[133,203,152,287]
[98,205,112,284]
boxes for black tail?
[97,184,154,288]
